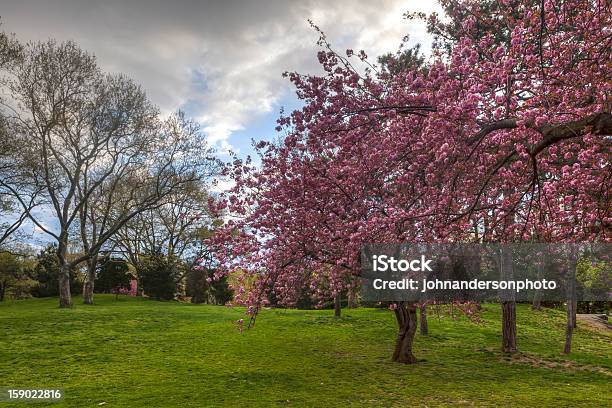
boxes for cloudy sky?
[0,0,442,159]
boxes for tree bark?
[334,293,341,317]
[82,256,97,305]
[501,301,517,352]
[83,280,93,304]
[56,235,73,308]
[564,299,575,354]
[500,247,517,353]
[392,303,418,363]
[58,264,72,308]
[564,246,577,354]
[419,304,428,335]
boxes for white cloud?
[0,0,443,152]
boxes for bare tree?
[0,39,218,307]
[0,29,40,248]
[78,113,218,304]
[0,121,32,247]
[111,178,212,266]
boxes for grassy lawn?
[0,296,610,407]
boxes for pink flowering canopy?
[209,0,611,314]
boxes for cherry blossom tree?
[211,0,611,363]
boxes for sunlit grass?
[0,296,610,407]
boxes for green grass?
[0,296,610,407]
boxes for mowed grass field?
[0,296,610,407]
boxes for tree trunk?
[501,301,517,352]
[419,304,428,335]
[0,281,5,302]
[500,247,517,353]
[347,286,356,308]
[58,264,72,308]
[564,299,575,354]
[564,246,577,354]
[57,237,72,308]
[532,258,543,310]
[392,303,418,363]
[83,257,96,305]
[82,280,93,304]
[334,293,341,317]
[532,292,542,311]
[572,299,577,329]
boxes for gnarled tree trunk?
[392,303,418,363]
